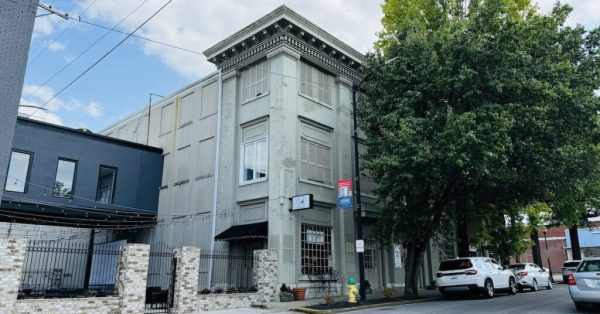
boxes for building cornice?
[203,6,365,82]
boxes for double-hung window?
[4,150,32,193]
[96,166,117,204]
[240,120,268,183]
[241,60,269,102]
[300,122,332,185]
[53,159,77,198]
[300,62,333,106]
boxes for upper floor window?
[241,60,269,102]
[179,92,195,126]
[300,122,332,185]
[300,62,333,106]
[53,159,77,198]
[4,150,32,193]
[96,166,117,204]
[240,120,268,183]
[160,102,174,134]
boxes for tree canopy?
[360,0,600,297]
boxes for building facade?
[0,0,39,204]
[102,6,442,294]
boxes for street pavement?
[360,284,589,314]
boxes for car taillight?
[517,271,528,276]
[568,274,576,285]
[465,270,477,275]
[436,272,442,278]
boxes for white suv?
[436,257,517,298]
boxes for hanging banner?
[338,179,353,208]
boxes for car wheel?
[509,277,517,295]
[546,277,553,290]
[483,279,494,298]
[575,302,586,311]
[531,279,538,292]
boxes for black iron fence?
[197,249,256,294]
[145,243,176,313]
[18,240,123,299]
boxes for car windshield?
[439,259,473,271]
[577,260,600,272]
[564,261,580,268]
[509,264,525,270]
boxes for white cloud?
[535,1,600,28]
[20,84,105,124]
[78,0,384,79]
[47,41,66,52]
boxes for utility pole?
[352,85,366,302]
[147,93,164,145]
[37,3,69,20]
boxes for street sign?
[356,239,364,253]
[289,194,313,211]
[338,179,353,208]
[394,245,402,268]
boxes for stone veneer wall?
[173,246,200,313]
[195,249,278,311]
[14,297,120,314]
[0,238,150,314]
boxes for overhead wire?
[26,0,174,119]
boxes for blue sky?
[20,0,600,132]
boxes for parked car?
[568,257,600,311]
[563,260,582,283]
[436,257,517,298]
[508,263,553,291]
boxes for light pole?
[543,227,553,282]
[351,56,398,302]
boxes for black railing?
[198,250,256,294]
[145,243,176,313]
[18,240,123,299]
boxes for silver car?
[563,260,582,283]
[568,257,600,311]
[509,263,553,291]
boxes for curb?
[291,298,430,314]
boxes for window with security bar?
[364,238,376,269]
[301,224,333,275]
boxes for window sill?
[159,131,172,137]
[241,92,270,105]
[178,121,193,129]
[298,178,334,189]
[159,185,168,190]
[196,173,214,180]
[173,179,189,186]
[239,177,267,186]
[298,92,332,110]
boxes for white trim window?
[300,122,332,185]
[300,62,333,106]
[241,60,269,102]
[240,120,268,183]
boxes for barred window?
[242,60,269,102]
[364,238,376,269]
[301,224,332,275]
[300,62,333,106]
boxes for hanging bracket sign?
[338,179,353,208]
[289,194,313,212]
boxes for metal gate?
[145,243,176,313]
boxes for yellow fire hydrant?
[347,277,358,303]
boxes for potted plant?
[292,286,307,301]
[279,284,293,302]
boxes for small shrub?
[214,287,224,294]
[200,288,211,295]
[383,287,394,298]
[226,287,237,294]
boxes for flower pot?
[280,294,294,302]
[292,287,306,301]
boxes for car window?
[509,264,525,270]
[564,261,580,268]
[439,259,473,271]
[577,260,600,272]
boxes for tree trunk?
[456,189,469,257]
[403,241,427,299]
[530,230,543,267]
[569,225,582,260]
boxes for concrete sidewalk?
[205,288,441,313]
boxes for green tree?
[361,0,600,298]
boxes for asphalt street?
[359,284,596,314]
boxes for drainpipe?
[207,70,223,289]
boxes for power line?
[26,0,174,119]
[24,0,149,103]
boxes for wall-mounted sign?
[394,245,402,269]
[356,239,364,253]
[338,179,353,208]
[289,194,313,212]
[345,242,355,253]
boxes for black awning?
[214,222,268,241]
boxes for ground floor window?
[301,224,332,275]
[364,238,376,269]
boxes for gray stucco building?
[102,6,442,294]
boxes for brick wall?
[0,0,38,202]
[512,226,567,280]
